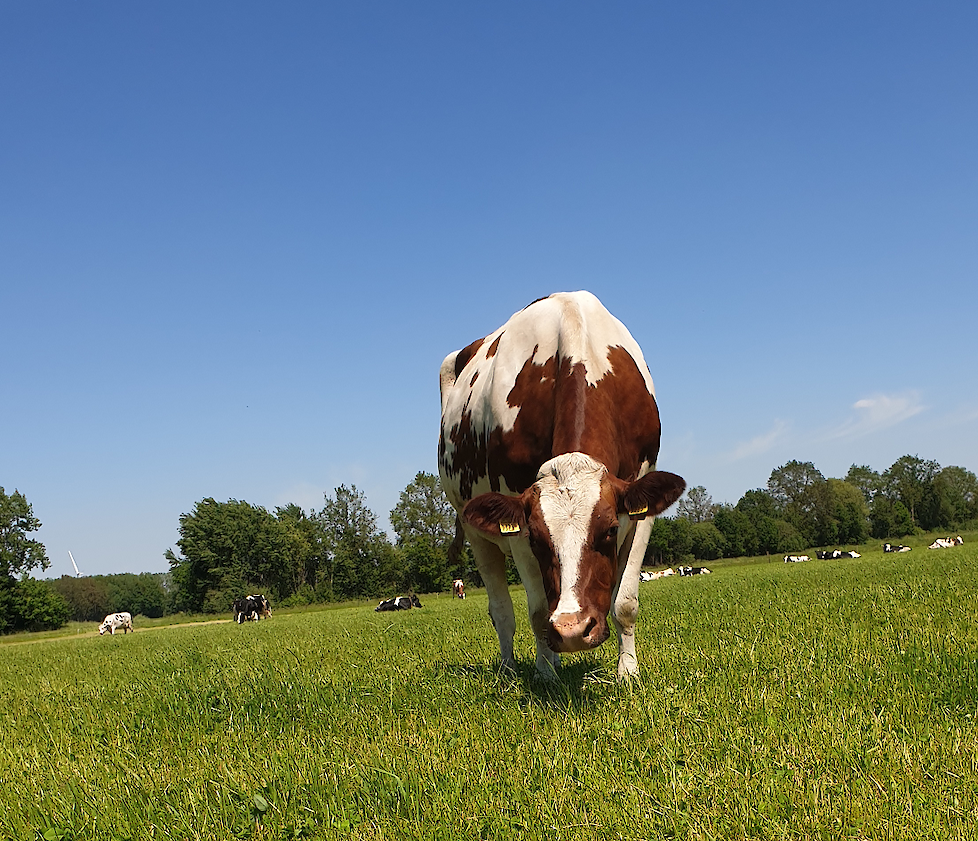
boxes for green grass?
[3,540,978,840]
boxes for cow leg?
[466,528,518,672]
[510,546,560,679]
[610,516,652,679]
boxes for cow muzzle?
[547,610,610,653]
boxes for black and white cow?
[883,543,912,553]
[99,612,133,635]
[783,555,810,563]
[639,568,675,581]
[677,566,712,576]
[816,550,861,560]
[929,536,963,549]
[233,594,271,624]
[375,594,423,612]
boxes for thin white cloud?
[728,419,788,461]
[822,391,925,441]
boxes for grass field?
[3,537,978,840]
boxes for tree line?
[3,454,976,632]
[163,473,466,614]
[648,455,977,565]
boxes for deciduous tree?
[316,485,397,601]
[676,486,716,523]
[881,455,939,528]
[0,487,49,579]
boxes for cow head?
[463,453,685,654]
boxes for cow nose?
[547,611,609,653]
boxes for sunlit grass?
[3,540,977,839]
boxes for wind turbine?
[68,550,82,577]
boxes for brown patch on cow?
[453,338,485,379]
[440,405,492,501]
[573,483,620,618]
[487,332,503,358]
[469,370,479,388]
[440,340,664,504]
[525,495,560,613]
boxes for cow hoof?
[617,656,640,680]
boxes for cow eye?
[605,525,618,541]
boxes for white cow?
[98,612,133,635]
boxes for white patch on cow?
[439,293,655,464]
[536,453,606,618]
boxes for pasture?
[3,541,978,840]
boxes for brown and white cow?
[438,291,685,679]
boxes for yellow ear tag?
[499,521,521,535]
[628,504,649,519]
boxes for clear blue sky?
[4,2,976,578]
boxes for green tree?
[316,485,397,601]
[713,507,758,557]
[881,455,940,528]
[736,489,778,520]
[399,536,450,594]
[166,498,297,613]
[927,466,978,529]
[0,487,49,579]
[767,461,825,513]
[390,472,456,547]
[389,472,461,590]
[844,464,881,505]
[8,578,70,632]
[690,521,726,561]
[825,479,869,545]
[49,575,113,621]
[676,486,716,523]
[645,517,694,566]
[275,503,325,594]
[0,488,67,634]
[869,497,914,539]
[735,489,804,554]
[767,461,826,544]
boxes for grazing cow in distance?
[98,612,133,635]
[453,579,465,599]
[439,291,685,679]
[883,543,912,553]
[678,566,712,576]
[375,594,423,612]
[783,555,810,563]
[816,550,861,560]
[233,594,271,624]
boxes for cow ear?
[617,471,686,520]
[463,492,528,537]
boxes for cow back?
[439,291,662,507]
